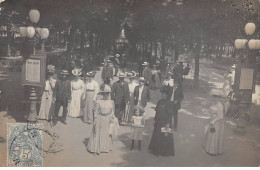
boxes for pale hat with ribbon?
[61,69,69,75]
[139,77,147,83]
[72,68,82,76]
[117,72,126,78]
[167,71,173,76]
[115,54,120,57]
[47,64,55,73]
[99,84,111,93]
[86,71,96,78]
[127,71,136,78]
[142,62,149,66]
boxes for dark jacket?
[55,79,71,103]
[111,81,130,104]
[142,68,152,83]
[101,65,113,80]
[134,85,150,107]
[168,86,184,110]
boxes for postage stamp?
[7,123,43,167]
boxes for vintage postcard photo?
[0,0,260,167]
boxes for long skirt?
[130,127,143,140]
[68,89,83,118]
[83,91,95,123]
[149,121,174,156]
[87,114,112,154]
[204,120,224,155]
[38,91,54,120]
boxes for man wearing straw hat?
[142,62,152,86]
[53,69,71,125]
[111,72,130,124]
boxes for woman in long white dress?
[87,84,116,154]
[204,96,225,156]
[67,68,85,118]
[38,72,56,121]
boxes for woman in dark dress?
[148,87,174,156]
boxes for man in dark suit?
[101,60,113,84]
[134,77,150,108]
[142,62,152,86]
[111,72,130,123]
[168,81,184,131]
[53,70,71,125]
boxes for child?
[130,106,145,151]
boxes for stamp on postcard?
[7,123,43,167]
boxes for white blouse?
[128,81,138,94]
[85,80,99,93]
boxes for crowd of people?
[35,52,226,157]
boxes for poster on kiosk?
[21,54,47,87]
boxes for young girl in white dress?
[130,106,145,151]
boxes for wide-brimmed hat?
[86,71,96,78]
[127,71,136,78]
[72,68,82,76]
[107,59,111,63]
[117,72,126,78]
[99,84,111,93]
[47,65,55,73]
[142,62,149,66]
[167,71,173,76]
[61,70,69,75]
[115,54,120,57]
[139,77,147,83]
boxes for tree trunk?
[161,37,165,60]
[89,33,94,53]
[174,36,179,62]
[67,25,76,53]
[194,40,202,88]
[155,41,158,57]
[80,27,85,56]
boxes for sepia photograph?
[0,0,260,167]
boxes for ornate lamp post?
[20,9,49,122]
[115,29,128,54]
[234,22,260,127]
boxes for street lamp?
[20,9,49,122]
[234,22,260,127]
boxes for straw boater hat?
[99,84,111,93]
[167,71,173,76]
[139,77,147,83]
[117,72,126,78]
[61,70,69,75]
[86,71,96,78]
[142,62,149,66]
[127,71,136,78]
[115,54,120,57]
[107,59,111,63]
[72,68,82,76]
